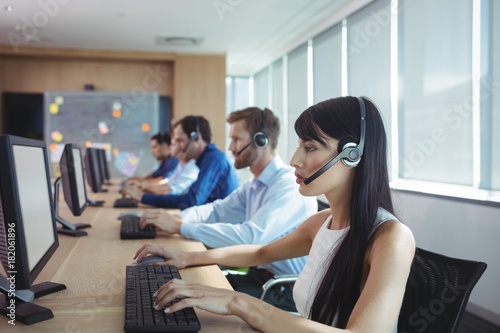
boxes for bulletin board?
[44,91,160,179]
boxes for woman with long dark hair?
[134,96,415,332]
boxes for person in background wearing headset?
[135,107,317,311]
[123,116,239,209]
[125,132,179,185]
[134,96,415,332]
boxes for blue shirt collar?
[254,155,286,187]
[196,143,216,167]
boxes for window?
[253,67,269,109]
[241,0,500,202]
[271,59,289,160]
[312,23,342,103]
[287,43,308,162]
[491,0,500,190]
[347,0,392,176]
[399,0,474,186]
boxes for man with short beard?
[137,107,317,311]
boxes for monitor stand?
[0,275,67,325]
[87,198,105,207]
[53,177,90,237]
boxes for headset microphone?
[181,140,191,153]
[236,142,252,155]
[303,97,367,185]
[303,148,354,185]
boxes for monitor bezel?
[59,143,88,216]
[97,148,110,181]
[0,135,59,290]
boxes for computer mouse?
[118,211,141,219]
[132,255,166,266]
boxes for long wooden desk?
[1,183,258,332]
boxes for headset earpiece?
[253,110,269,149]
[253,131,268,149]
[339,142,362,167]
[189,117,200,142]
[189,131,199,141]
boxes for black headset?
[252,109,269,149]
[189,116,200,142]
[303,97,366,185]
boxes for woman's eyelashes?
[304,145,317,153]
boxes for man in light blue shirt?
[137,107,317,309]
[142,159,199,196]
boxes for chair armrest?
[259,274,299,300]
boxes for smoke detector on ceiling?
[156,36,202,46]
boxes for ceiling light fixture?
[4,6,14,11]
[156,36,201,46]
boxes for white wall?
[392,191,500,319]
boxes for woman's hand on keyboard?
[153,278,241,316]
[133,242,192,269]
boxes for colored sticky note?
[54,96,64,105]
[112,109,122,118]
[98,121,109,134]
[49,103,59,114]
[51,131,63,142]
[141,123,151,132]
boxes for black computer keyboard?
[114,198,139,208]
[124,265,201,333]
[120,215,156,239]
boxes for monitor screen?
[15,145,56,272]
[60,144,88,216]
[0,135,59,289]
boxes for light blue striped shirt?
[180,156,318,276]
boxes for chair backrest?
[398,247,487,333]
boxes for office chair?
[398,247,487,333]
[259,246,487,331]
[260,274,299,315]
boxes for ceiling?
[0,0,370,75]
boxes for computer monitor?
[83,147,103,193]
[0,135,67,324]
[97,148,111,185]
[54,143,91,237]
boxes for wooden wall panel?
[0,57,173,95]
[0,48,227,145]
[173,54,226,150]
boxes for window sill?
[390,179,500,208]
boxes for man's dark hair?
[151,132,171,145]
[174,116,212,143]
